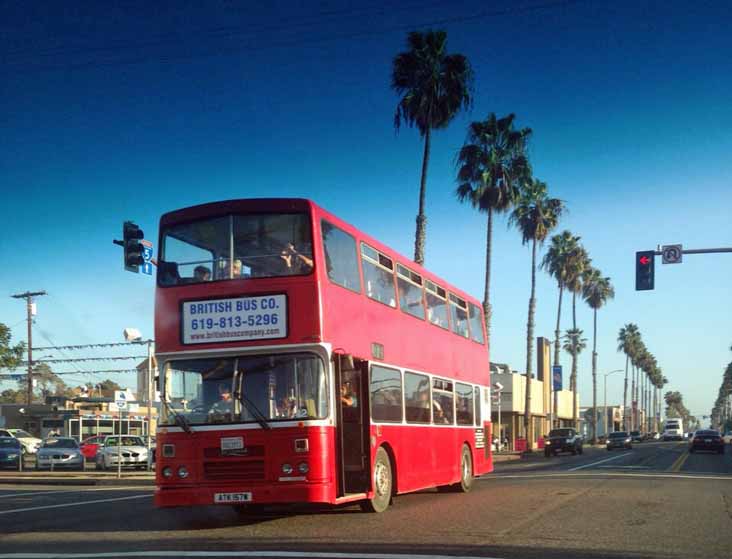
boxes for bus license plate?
[214,492,252,504]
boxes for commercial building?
[491,337,579,451]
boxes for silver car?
[96,435,149,470]
[36,437,85,471]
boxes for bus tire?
[360,447,392,513]
[453,444,473,493]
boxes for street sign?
[552,365,563,391]
[114,390,128,410]
[662,244,683,264]
[141,240,153,276]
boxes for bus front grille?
[203,460,266,480]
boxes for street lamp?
[603,369,623,438]
[124,328,154,472]
[493,382,504,451]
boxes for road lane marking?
[0,493,151,515]
[0,488,141,499]
[567,452,632,471]
[669,449,690,472]
[0,553,507,559]
[484,472,732,480]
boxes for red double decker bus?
[154,198,492,512]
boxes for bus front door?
[335,356,369,496]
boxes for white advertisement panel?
[182,294,287,344]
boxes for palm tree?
[582,267,615,443]
[456,113,532,345]
[562,328,588,404]
[563,246,590,428]
[509,179,565,449]
[541,231,583,370]
[617,323,639,430]
[392,30,473,265]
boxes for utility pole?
[11,291,47,406]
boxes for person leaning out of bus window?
[340,381,358,407]
[193,265,211,282]
[280,243,313,274]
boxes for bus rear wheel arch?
[360,446,393,513]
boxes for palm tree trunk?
[631,364,636,430]
[571,291,578,429]
[524,239,537,451]
[413,127,431,266]
[553,284,563,370]
[622,354,629,430]
[483,208,493,349]
[591,308,598,444]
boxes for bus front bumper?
[155,480,334,508]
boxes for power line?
[0,368,139,377]
[33,341,145,351]
[6,0,585,75]
[22,356,147,364]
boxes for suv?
[544,428,583,457]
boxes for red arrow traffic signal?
[635,251,655,290]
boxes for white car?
[95,435,149,470]
[0,428,42,455]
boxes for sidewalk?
[0,470,155,486]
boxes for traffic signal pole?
[10,291,47,405]
[636,246,732,291]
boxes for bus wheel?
[453,444,473,493]
[360,447,392,513]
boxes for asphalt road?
[1,442,730,559]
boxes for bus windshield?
[159,212,313,286]
[163,353,327,426]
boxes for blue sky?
[1,0,730,418]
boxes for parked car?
[0,436,22,470]
[0,428,42,455]
[630,430,643,443]
[36,437,85,470]
[544,428,583,457]
[79,435,106,460]
[96,435,149,470]
[722,432,732,445]
[650,432,661,441]
[689,430,724,454]
[607,431,633,450]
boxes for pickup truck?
[544,428,584,457]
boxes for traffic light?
[113,221,145,273]
[635,250,655,291]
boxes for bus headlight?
[297,462,309,474]
[177,466,189,479]
[162,467,173,478]
[281,463,293,475]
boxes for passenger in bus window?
[280,243,313,274]
[277,396,297,418]
[217,259,243,279]
[193,265,211,282]
[433,400,449,424]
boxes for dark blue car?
[0,436,22,470]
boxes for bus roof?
[159,197,482,307]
